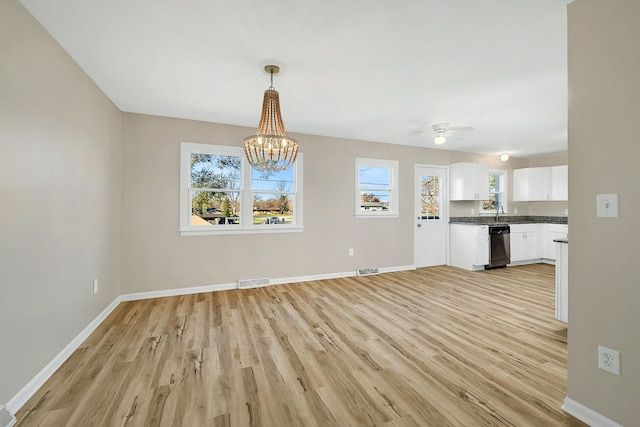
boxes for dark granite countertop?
[450,215,568,225]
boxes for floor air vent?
[238,278,270,289]
[357,267,380,276]
[0,405,16,427]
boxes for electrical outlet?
[93,279,99,294]
[598,345,620,376]
[471,208,475,215]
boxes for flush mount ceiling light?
[500,153,510,161]
[433,123,449,145]
[243,65,299,172]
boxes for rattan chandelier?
[243,65,299,172]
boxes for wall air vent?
[238,278,270,289]
[357,268,380,276]
[0,405,16,427]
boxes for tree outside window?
[421,175,440,219]
[180,143,303,235]
[481,170,507,213]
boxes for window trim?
[180,142,303,236]
[479,169,508,214]
[355,158,399,218]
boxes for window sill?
[355,213,400,219]
[180,226,304,236]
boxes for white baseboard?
[562,396,623,427]
[7,264,416,413]
[120,282,237,301]
[379,264,415,274]
[6,296,122,413]
[271,265,415,286]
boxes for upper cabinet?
[450,162,489,201]
[551,165,568,201]
[513,165,568,202]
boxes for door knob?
[417,224,422,227]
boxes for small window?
[355,158,399,217]
[180,142,303,235]
[481,170,507,213]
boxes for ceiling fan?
[430,123,474,145]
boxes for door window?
[420,175,440,220]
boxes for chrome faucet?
[495,204,505,222]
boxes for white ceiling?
[19,0,571,158]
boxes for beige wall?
[0,1,122,404]
[529,153,568,168]
[121,113,530,293]
[568,1,640,425]
[0,0,575,410]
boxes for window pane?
[358,166,390,189]
[251,168,295,192]
[360,190,390,212]
[191,190,240,225]
[489,174,498,192]
[190,154,241,189]
[482,195,497,211]
[420,175,440,219]
[253,193,294,224]
[494,193,503,209]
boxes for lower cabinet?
[542,224,569,260]
[509,224,540,262]
[450,224,489,271]
[451,222,568,270]
[477,229,489,266]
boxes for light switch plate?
[597,194,618,217]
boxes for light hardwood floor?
[16,264,587,426]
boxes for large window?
[180,142,303,235]
[355,158,399,217]
[481,170,507,213]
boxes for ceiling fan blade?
[448,126,475,132]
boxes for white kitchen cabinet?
[450,224,489,270]
[450,162,489,201]
[529,167,552,201]
[542,224,569,260]
[509,224,540,262]
[512,169,530,202]
[477,226,489,266]
[512,166,568,201]
[551,165,568,201]
[555,241,568,322]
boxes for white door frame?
[414,164,450,267]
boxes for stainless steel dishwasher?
[487,224,511,269]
